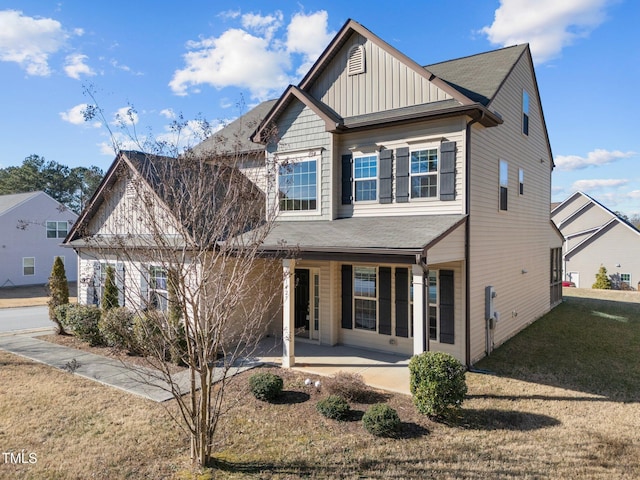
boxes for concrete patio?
[253,336,411,395]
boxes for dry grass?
[1,289,639,478]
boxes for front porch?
[253,337,411,395]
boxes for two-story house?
[66,19,562,367]
[552,191,640,290]
[0,191,78,287]
[250,19,562,366]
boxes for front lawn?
[1,289,638,479]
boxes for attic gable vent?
[347,45,365,76]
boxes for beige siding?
[467,52,556,363]
[270,102,332,220]
[337,117,467,218]
[550,194,590,225]
[566,221,640,291]
[428,223,466,264]
[310,33,452,118]
[556,203,612,236]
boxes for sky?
[0,0,638,217]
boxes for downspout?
[465,113,482,368]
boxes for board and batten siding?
[337,117,466,218]
[269,102,332,220]
[310,33,452,118]
[467,52,559,363]
[87,174,180,237]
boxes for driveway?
[0,306,53,334]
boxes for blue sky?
[0,0,638,216]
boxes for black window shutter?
[341,154,353,205]
[395,268,409,337]
[116,262,125,307]
[440,141,456,201]
[379,149,393,204]
[341,265,353,329]
[379,267,392,335]
[439,270,455,344]
[395,147,409,203]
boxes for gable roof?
[425,44,529,106]
[252,19,509,142]
[0,191,41,216]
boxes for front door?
[294,269,310,338]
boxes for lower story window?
[23,257,35,276]
[149,265,168,311]
[428,270,438,340]
[354,266,377,331]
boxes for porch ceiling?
[259,214,466,262]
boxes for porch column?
[282,259,296,368]
[412,264,426,355]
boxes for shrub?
[58,304,103,346]
[47,256,69,334]
[409,351,467,417]
[248,372,283,401]
[324,371,372,402]
[316,395,351,420]
[101,265,119,311]
[592,265,612,290]
[98,307,135,350]
[362,403,400,437]
[132,312,165,357]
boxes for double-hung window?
[149,265,168,311]
[278,159,317,211]
[354,266,377,331]
[47,221,68,238]
[354,155,377,201]
[410,148,438,198]
[499,160,508,211]
[522,90,530,136]
[23,257,35,276]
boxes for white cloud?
[481,0,612,63]
[64,53,95,79]
[169,10,334,100]
[59,103,101,127]
[555,149,636,171]
[160,108,176,119]
[0,9,81,76]
[571,178,628,191]
[112,106,139,126]
[286,11,335,76]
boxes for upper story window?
[519,168,524,195]
[278,159,318,211]
[522,90,530,136]
[47,221,68,238]
[499,160,508,211]
[410,148,438,198]
[354,155,377,202]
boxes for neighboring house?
[551,191,640,290]
[66,19,562,367]
[0,191,78,287]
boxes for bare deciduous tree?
[72,103,285,468]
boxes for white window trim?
[46,220,68,239]
[353,265,378,332]
[353,154,379,203]
[275,151,322,216]
[148,264,169,312]
[409,145,440,201]
[22,257,35,276]
[499,159,509,211]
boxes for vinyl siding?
[467,52,557,363]
[428,222,466,264]
[310,33,452,117]
[565,221,640,290]
[269,102,332,220]
[337,117,466,218]
[556,203,612,236]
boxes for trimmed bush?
[324,371,372,403]
[98,307,135,350]
[409,351,467,417]
[248,372,283,401]
[316,395,351,420]
[101,265,119,311]
[132,312,165,357]
[362,403,400,437]
[58,304,103,346]
[47,256,69,334]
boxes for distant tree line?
[0,154,103,213]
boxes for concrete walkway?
[0,333,260,402]
[0,332,412,401]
